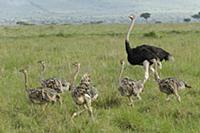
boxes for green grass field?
[0,23,200,133]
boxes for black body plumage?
[125,40,172,65]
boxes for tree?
[16,21,33,25]
[183,18,191,23]
[140,12,151,23]
[191,14,200,21]
[155,21,162,24]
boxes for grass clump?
[143,31,159,38]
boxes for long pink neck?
[126,18,135,42]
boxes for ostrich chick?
[118,60,144,106]
[19,69,62,105]
[71,73,98,121]
[153,59,191,102]
[38,60,70,93]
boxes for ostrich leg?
[157,60,162,69]
[84,94,94,121]
[143,60,150,84]
[149,65,155,74]
[136,94,142,100]
[149,59,160,76]
[128,96,134,106]
[166,95,171,101]
[174,89,181,103]
[71,108,86,120]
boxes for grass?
[0,22,200,133]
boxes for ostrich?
[19,69,62,105]
[153,59,191,102]
[118,60,144,106]
[38,60,70,93]
[71,73,98,121]
[125,15,174,84]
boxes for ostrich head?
[37,60,45,65]
[72,62,80,70]
[19,69,27,74]
[37,60,46,70]
[120,59,125,66]
[125,14,136,50]
[129,15,136,20]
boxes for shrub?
[143,31,158,38]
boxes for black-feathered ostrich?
[125,15,174,83]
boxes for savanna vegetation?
[0,23,200,133]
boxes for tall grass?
[0,23,200,132]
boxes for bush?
[16,21,33,26]
[143,31,158,38]
[56,32,65,37]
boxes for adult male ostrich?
[125,15,174,83]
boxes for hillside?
[0,0,200,24]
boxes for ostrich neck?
[125,19,135,55]
[125,40,132,56]
[153,62,161,83]
[23,72,29,89]
[119,63,125,84]
[126,19,135,42]
[40,64,45,81]
[71,67,80,86]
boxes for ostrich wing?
[130,46,159,65]
[139,45,171,61]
